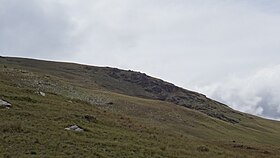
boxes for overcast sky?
[1,0,280,120]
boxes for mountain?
[1,56,280,157]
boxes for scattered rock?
[246,146,257,150]
[232,144,257,150]
[65,125,84,132]
[20,70,28,73]
[39,92,46,97]
[197,146,209,152]
[84,115,97,122]
[107,102,113,105]
[30,151,37,155]
[0,99,11,109]
[233,144,244,148]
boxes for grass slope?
[1,56,280,157]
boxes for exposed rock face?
[0,99,11,109]
[65,125,84,132]
[104,69,240,124]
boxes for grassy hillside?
[0,57,244,124]
[1,56,280,157]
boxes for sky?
[1,0,280,120]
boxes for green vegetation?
[0,56,280,157]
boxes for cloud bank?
[199,65,280,120]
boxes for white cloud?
[198,65,280,120]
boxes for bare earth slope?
[1,56,280,157]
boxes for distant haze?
[1,0,280,120]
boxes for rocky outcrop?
[104,68,240,124]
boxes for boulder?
[65,125,84,132]
[84,115,97,122]
[39,92,46,97]
[0,99,11,109]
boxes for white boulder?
[0,99,11,109]
[39,92,46,97]
[65,125,84,132]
